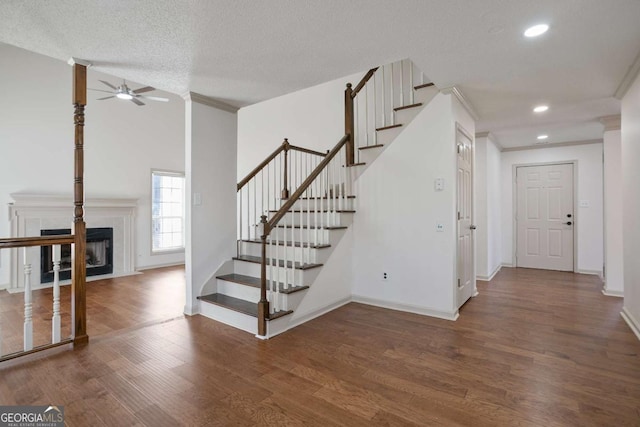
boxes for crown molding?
[502,138,602,152]
[615,49,640,99]
[474,131,504,151]
[182,92,239,113]
[599,115,621,131]
[440,86,479,121]
[67,57,92,67]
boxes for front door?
[516,163,574,271]
[456,126,474,309]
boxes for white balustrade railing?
[354,59,427,156]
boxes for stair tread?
[394,103,423,111]
[198,293,293,319]
[345,163,366,168]
[269,209,355,213]
[275,225,347,230]
[216,274,309,294]
[414,82,435,90]
[359,144,384,151]
[241,239,330,249]
[299,195,356,200]
[233,255,323,270]
[376,124,402,131]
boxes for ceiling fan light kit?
[88,79,169,106]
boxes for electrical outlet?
[436,223,444,232]
[383,272,389,281]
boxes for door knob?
[566,214,572,218]
[564,221,572,225]
[470,225,477,230]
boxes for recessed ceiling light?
[533,105,549,113]
[524,24,549,38]
[537,134,548,140]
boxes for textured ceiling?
[1,0,639,148]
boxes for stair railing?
[256,134,350,336]
[345,59,427,164]
[236,138,327,253]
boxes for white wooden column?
[52,245,62,343]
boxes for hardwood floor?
[1,267,639,426]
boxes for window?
[151,171,185,253]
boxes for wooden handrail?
[265,135,349,233]
[237,141,287,191]
[0,235,75,249]
[351,67,379,98]
[288,144,327,158]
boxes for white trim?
[621,307,640,342]
[599,115,621,132]
[477,264,502,281]
[502,139,602,153]
[475,131,504,151]
[501,263,514,268]
[615,49,640,99]
[576,269,603,276]
[601,288,623,298]
[182,92,239,113]
[352,295,459,321]
[265,296,352,338]
[440,86,479,120]
[137,262,185,271]
[67,57,92,67]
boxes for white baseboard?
[501,263,514,268]
[575,269,602,277]
[352,295,459,321]
[266,296,352,338]
[621,307,640,342]
[137,262,185,271]
[602,288,624,298]
[477,265,502,281]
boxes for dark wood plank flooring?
[1,266,640,426]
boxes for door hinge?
[457,211,462,220]
[457,278,461,287]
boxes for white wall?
[0,43,185,288]
[351,94,460,318]
[237,71,361,179]
[500,143,604,274]
[475,135,502,280]
[621,73,640,337]
[603,129,624,295]
[184,97,237,314]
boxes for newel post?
[257,215,269,336]
[281,138,290,199]
[72,62,88,345]
[345,83,355,165]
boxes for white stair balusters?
[22,247,33,351]
[51,244,61,344]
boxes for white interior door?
[516,164,574,271]
[456,127,474,309]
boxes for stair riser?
[199,302,258,335]
[414,85,439,105]
[287,198,354,211]
[217,279,261,303]
[395,105,422,124]
[359,146,384,165]
[233,259,321,286]
[268,288,307,313]
[239,241,330,264]
[271,228,331,243]
[375,126,403,146]
[272,211,353,227]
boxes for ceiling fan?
[89,80,169,106]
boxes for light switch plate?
[435,178,445,191]
[579,200,589,208]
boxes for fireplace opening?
[40,227,114,283]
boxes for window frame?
[150,169,186,255]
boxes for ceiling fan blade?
[97,96,116,100]
[99,80,117,90]
[131,98,145,106]
[88,88,115,94]
[133,86,155,94]
[138,95,169,102]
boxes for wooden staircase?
[198,59,439,338]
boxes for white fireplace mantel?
[8,193,138,291]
